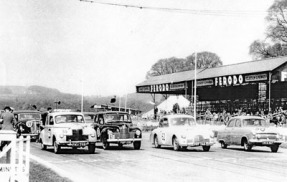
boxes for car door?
[43,116,54,145]
[157,118,168,145]
[232,119,242,145]
[224,119,236,145]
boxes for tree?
[185,52,222,70]
[249,0,287,59]
[145,52,222,79]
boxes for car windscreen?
[19,113,41,120]
[55,115,84,124]
[104,114,131,123]
[170,117,196,126]
[243,119,266,127]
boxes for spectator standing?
[0,106,16,151]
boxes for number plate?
[263,141,274,145]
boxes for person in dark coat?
[0,106,16,151]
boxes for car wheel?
[102,141,109,150]
[270,144,279,153]
[221,141,228,149]
[154,135,161,148]
[53,140,61,154]
[118,143,123,148]
[88,143,96,154]
[173,137,181,151]
[40,139,46,150]
[181,146,187,151]
[202,146,210,152]
[243,139,252,151]
[133,141,141,150]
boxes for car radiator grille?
[194,135,205,143]
[66,129,88,141]
[257,133,277,140]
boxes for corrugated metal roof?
[137,56,287,86]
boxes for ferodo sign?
[215,75,244,86]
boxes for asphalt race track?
[30,133,287,182]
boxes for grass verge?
[30,161,73,182]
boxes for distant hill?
[0,85,162,113]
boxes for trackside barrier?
[0,131,30,182]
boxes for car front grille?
[257,133,277,140]
[66,129,88,141]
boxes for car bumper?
[107,138,142,142]
[181,141,215,147]
[249,139,284,146]
[58,141,92,147]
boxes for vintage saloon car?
[217,116,284,152]
[150,114,215,151]
[13,110,42,141]
[39,111,97,154]
[93,111,142,150]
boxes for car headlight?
[276,134,283,139]
[90,133,95,137]
[60,134,64,138]
[135,130,141,136]
[181,135,186,139]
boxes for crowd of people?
[200,107,287,126]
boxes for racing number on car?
[161,133,166,141]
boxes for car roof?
[49,112,84,116]
[162,114,195,119]
[83,112,97,115]
[230,116,264,120]
[14,110,41,114]
[94,111,129,114]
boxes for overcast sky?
[0,0,274,96]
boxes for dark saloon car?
[93,111,142,150]
[14,110,42,141]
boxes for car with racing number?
[93,111,142,150]
[39,110,97,154]
[217,116,284,152]
[13,110,42,141]
[150,114,215,151]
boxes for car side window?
[235,119,241,127]
[162,118,169,127]
[49,116,54,125]
[227,119,235,127]
[98,114,104,125]
[94,115,98,123]
[159,119,163,127]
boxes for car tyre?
[173,137,181,151]
[102,141,109,150]
[221,141,228,149]
[270,144,279,153]
[243,139,252,151]
[88,143,96,154]
[118,143,123,148]
[133,141,141,150]
[40,139,46,150]
[202,146,210,152]
[53,140,61,154]
[154,135,161,148]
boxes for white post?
[26,136,31,182]
[125,93,127,112]
[19,136,24,178]
[81,80,84,112]
[194,52,197,120]
[119,96,121,111]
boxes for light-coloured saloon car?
[217,116,284,152]
[39,111,97,154]
[150,114,215,151]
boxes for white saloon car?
[39,111,97,154]
[150,114,215,151]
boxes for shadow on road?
[154,146,216,152]
[44,147,101,155]
[223,147,273,153]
